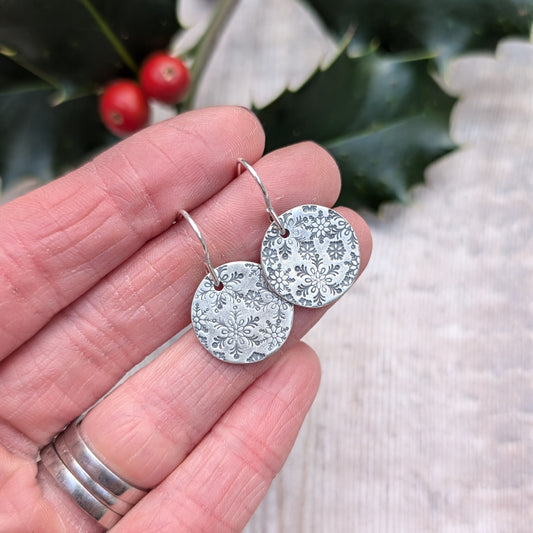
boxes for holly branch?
[1,0,533,210]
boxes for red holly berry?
[140,52,191,104]
[99,80,149,137]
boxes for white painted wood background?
[176,1,533,532]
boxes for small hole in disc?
[281,228,290,238]
[214,282,224,291]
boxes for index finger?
[0,106,265,359]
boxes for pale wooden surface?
[175,2,533,532]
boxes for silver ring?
[54,435,132,515]
[39,420,149,528]
[40,443,123,529]
[62,422,148,504]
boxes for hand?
[0,107,371,532]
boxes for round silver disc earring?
[179,210,294,364]
[237,159,360,309]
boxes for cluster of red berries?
[99,52,190,137]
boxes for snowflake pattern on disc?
[191,261,294,363]
[261,205,360,308]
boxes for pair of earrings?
[181,159,360,364]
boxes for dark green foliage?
[256,50,456,210]
[1,0,533,209]
[307,0,533,68]
[0,0,180,97]
[257,0,533,209]
[0,0,179,188]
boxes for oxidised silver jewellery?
[187,159,360,364]
[39,420,148,528]
[238,158,360,309]
[181,209,294,364]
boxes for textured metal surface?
[63,422,148,504]
[54,435,132,515]
[39,443,123,528]
[261,205,360,308]
[191,261,294,363]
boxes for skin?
[0,106,372,532]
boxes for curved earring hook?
[178,209,222,289]
[237,158,287,236]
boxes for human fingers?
[68,209,369,489]
[0,142,344,449]
[35,205,370,528]
[0,106,265,359]
[37,340,322,532]
[112,341,321,533]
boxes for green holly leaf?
[256,49,456,210]
[0,0,180,99]
[0,88,115,190]
[0,0,180,191]
[0,54,42,91]
[307,0,533,68]
[256,0,533,211]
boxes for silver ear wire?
[178,209,222,289]
[237,158,287,236]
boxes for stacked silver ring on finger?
[39,421,148,528]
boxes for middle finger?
[0,143,341,448]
